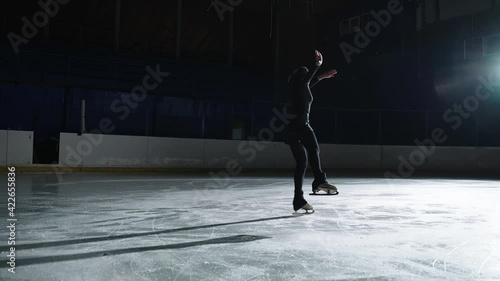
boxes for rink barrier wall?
[0,130,33,165]
[477,147,500,171]
[55,133,499,172]
[0,131,497,171]
[0,130,6,165]
[381,146,478,170]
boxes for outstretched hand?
[315,50,323,66]
[319,69,338,80]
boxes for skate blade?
[309,191,339,196]
[293,209,315,215]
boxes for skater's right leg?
[301,124,337,194]
[301,125,327,188]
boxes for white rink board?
[272,143,296,169]
[329,144,381,169]
[59,133,84,167]
[57,133,500,171]
[0,130,7,164]
[249,142,282,169]
[426,147,477,170]
[382,146,433,170]
[147,137,204,168]
[477,147,500,171]
[7,130,33,165]
[204,139,252,169]
[81,134,148,167]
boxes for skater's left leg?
[289,140,308,196]
[288,138,312,211]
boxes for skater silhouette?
[286,50,338,213]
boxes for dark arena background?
[1,0,499,280]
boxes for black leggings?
[286,123,327,197]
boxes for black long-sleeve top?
[288,65,321,126]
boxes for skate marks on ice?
[307,179,500,280]
[326,179,498,235]
[0,235,270,268]
[429,237,500,279]
[2,174,499,280]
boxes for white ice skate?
[310,182,339,196]
[294,203,314,214]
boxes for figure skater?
[286,50,338,213]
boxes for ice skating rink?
[0,173,499,281]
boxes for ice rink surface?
[0,172,499,281]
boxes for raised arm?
[310,69,338,88]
